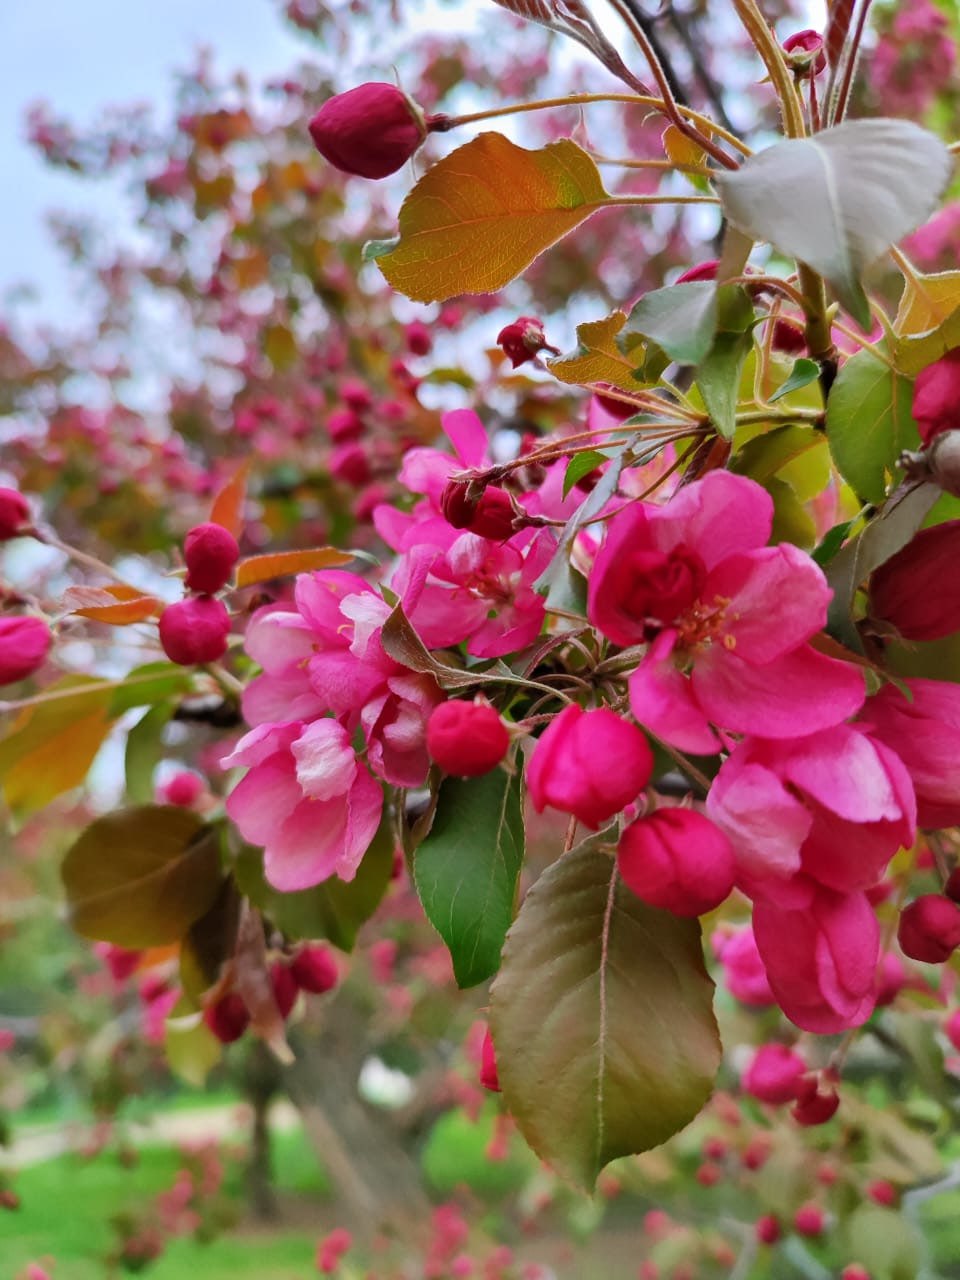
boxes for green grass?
[2,1128,329,1278]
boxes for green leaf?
[812,519,855,567]
[843,1205,923,1280]
[124,704,174,804]
[61,807,225,948]
[374,134,610,303]
[109,662,192,715]
[693,285,755,440]
[896,303,960,377]
[826,350,920,502]
[731,423,824,484]
[233,817,394,951]
[414,763,525,989]
[619,281,718,366]
[562,450,608,498]
[548,312,646,393]
[180,878,243,1005]
[715,119,952,329]
[165,995,222,1087]
[769,357,820,402]
[490,838,720,1190]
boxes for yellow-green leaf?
[373,133,611,303]
[547,312,648,393]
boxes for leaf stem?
[731,0,806,139]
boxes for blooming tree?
[6,0,960,1274]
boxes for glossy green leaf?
[490,838,720,1189]
[61,807,224,947]
[694,285,755,439]
[769,357,820,402]
[415,762,525,989]
[562,450,607,498]
[233,816,394,951]
[619,281,717,366]
[826,350,920,502]
[844,1205,922,1280]
[124,704,174,804]
[165,995,222,1087]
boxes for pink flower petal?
[629,633,720,754]
[706,544,832,662]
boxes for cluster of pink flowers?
[224,390,960,1037]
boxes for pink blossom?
[618,808,735,916]
[707,726,915,908]
[752,886,879,1033]
[861,678,960,829]
[223,719,382,890]
[587,472,864,750]
[742,1043,807,1104]
[712,925,775,1006]
[527,704,653,829]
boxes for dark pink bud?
[308,83,427,179]
[496,315,557,367]
[841,1267,872,1280]
[741,1043,807,1105]
[771,317,806,354]
[0,488,31,540]
[782,29,827,74]
[271,962,299,1019]
[95,942,143,984]
[755,1215,781,1245]
[675,260,719,283]
[913,349,960,445]
[791,1074,840,1126]
[898,894,960,963]
[866,1179,897,1207]
[742,1137,771,1170]
[316,1227,353,1274]
[618,808,735,917]
[405,320,433,356]
[528,705,653,830]
[696,1162,722,1186]
[290,945,339,995]
[793,1203,825,1237]
[340,378,372,412]
[329,442,371,487]
[203,992,250,1044]
[183,522,239,594]
[0,616,51,685]
[427,699,510,777]
[480,1027,500,1092]
[440,481,516,541]
[869,520,960,640]
[158,596,230,665]
[159,771,204,808]
[327,407,364,442]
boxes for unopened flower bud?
[308,83,428,179]
[290,944,339,995]
[440,480,516,541]
[791,1074,840,1126]
[898,894,960,963]
[755,1215,781,1245]
[0,488,31,540]
[496,315,558,368]
[427,699,510,777]
[183,522,239,594]
[782,29,827,74]
[480,1027,500,1092]
[793,1203,825,1237]
[158,596,230,665]
[0,616,51,685]
[203,992,250,1044]
[869,520,960,640]
[271,962,299,1018]
[741,1043,807,1104]
[618,808,735,917]
[913,349,960,445]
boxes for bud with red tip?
[0,616,51,685]
[869,520,960,640]
[496,316,558,368]
[866,1179,897,1207]
[898,894,960,963]
[913,348,960,446]
[791,1073,840,1126]
[741,1043,807,1105]
[0,488,31,540]
[427,699,510,777]
[158,596,230,665]
[755,1215,781,1245]
[480,1027,500,1092]
[440,480,516,541]
[290,945,339,995]
[783,29,827,74]
[271,962,299,1018]
[184,522,240,594]
[203,992,250,1044]
[618,808,735,917]
[793,1204,825,1237]
[405,320,433,356]
[308,83,429,180]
